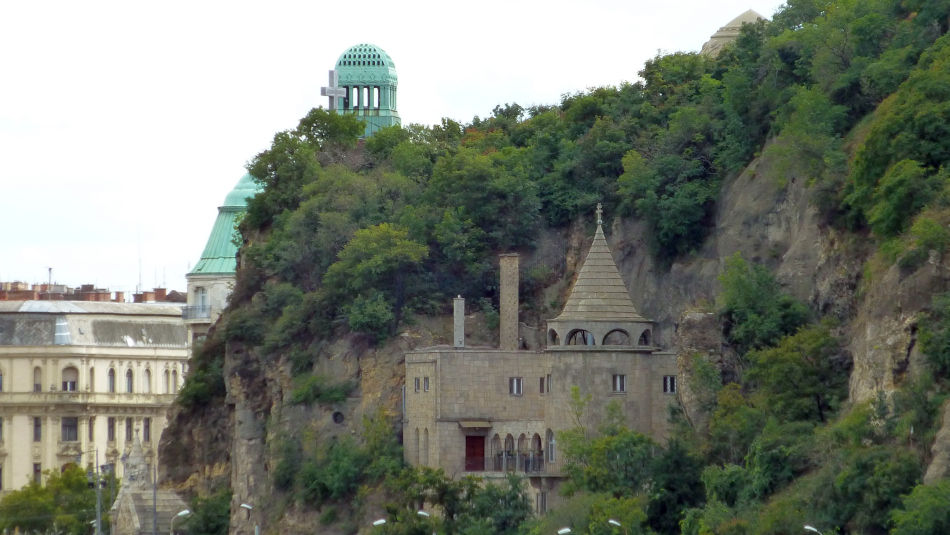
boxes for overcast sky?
[0,0,782,296]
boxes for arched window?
[548,329,560,346]
[172,370,178,393]
[143,369,151,394]
[33,367,42,392]
[89,367,95,392]
[107,369,116,393]
[414,428,420,465]
[638,329,652,346]
[547,429,556,463]
[504,434,514,453]
[61,367,78,392]
[603,329,631,346]
[518,433,527,454]
[422,428,429,466]
[125,369,133,393]
[163,370,169,394]
[567,329,595,346]
[491,434,502,470]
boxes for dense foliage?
[0,466,112,535]
[171,0,950,532]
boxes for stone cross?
[596,203,603,225]
[320,70,346,111]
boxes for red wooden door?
[465,436,485,471]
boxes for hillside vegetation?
[169,1,950,534]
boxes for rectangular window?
[509,377,523,396]
[663,375,677,394]
[88,417,95,441]
[125,418,133,442]
[143,418,151,442]
[107,417,115,441]
[546,374,552,393]
[536,492,548,514]
[612,374,626,393]
[62,380,76,392]
[33,417,41,442]
[0,466,3,490]
[423,377,429,392]
[414,377,420,393]
[0,417,3,441]
[539,376,545,394]
[33,463,41,484]
[61,417,78,442]
[0,373,3,392]
[34,382,41,393]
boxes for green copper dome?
[335,43,397,79]
[189,173,262,276]
[223,172,260,208]
[330,43,401,138]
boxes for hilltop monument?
[321,43,401,137]
[700,9,768,57]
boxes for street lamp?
[170,510,190,535]
[607,519,629,535]
[372,519,386,526]
[804,527,823,535]
[239,504,257,535]
[557,529,571,534]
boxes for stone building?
[403,207,678,514]
[0,301,188,492]
[700,9,767,57]
[184,173,260,355]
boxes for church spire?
[546,204,653,348]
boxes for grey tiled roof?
[0,301,186,348]
[552,224,645,321]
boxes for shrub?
[344,291,395,343]
[718,253,809,355]
[891,480,950,535]
[289,375,355,406]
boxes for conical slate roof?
[553,220,644,322]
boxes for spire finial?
[596,203,603,225]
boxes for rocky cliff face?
[160,143,950,533]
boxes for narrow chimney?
[499,254,519,351]
[154,288,167,302]
[454,296,465,348]
[114,291,124,303]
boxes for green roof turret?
[189,173,262,276]
[323,43,401,138]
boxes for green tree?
[890,480,950,535]
[0,466,106,535]
[323,223,428,336]
[718,253,809,355]
[746,320,847,423]
[187,488,232,535]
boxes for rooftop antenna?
[163,267,166,288]
[47,267,52,300]
[137,226,143,294]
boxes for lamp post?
[84,450,103,535]
[372,519,386,528]
[804,527,823,535]
[240,503,258,535]
[170,510,190,535]
[557,529,571,534]
[607,519,629,535]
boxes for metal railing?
[182,305,211,320]
[465,453,551,474]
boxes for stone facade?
[403,207,679,514]
[0,301,187,493]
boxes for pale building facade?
[404,207,678,514]
[0,301,188,493]
[184,173,260,354]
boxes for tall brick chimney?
[499,254,519,350]
[454,296,465,348]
